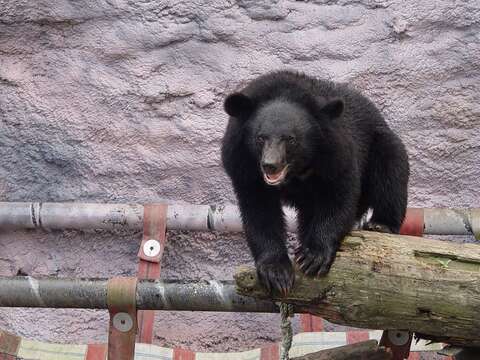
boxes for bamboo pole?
[235,231,480,348]
[0,202,478,238]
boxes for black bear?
[221,70,409,294]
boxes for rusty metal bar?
[0,276,281,313]
[0,202,478,238]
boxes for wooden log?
[234,231,480,348]
[292,340,392,360]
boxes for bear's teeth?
[264,166,289,185]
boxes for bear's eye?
[287,136,297,145]
[256,135,266,144]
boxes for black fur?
[221,70,409,294]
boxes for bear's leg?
[295,180,359,276]
[363,132,409,234]
[235,183,294,294]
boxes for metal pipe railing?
[0,276,285,313]
[0,202,478,237]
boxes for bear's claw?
[256,256,295,295]
[363,221,393,233]
[295,246,335,277]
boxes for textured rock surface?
[0,0,479,356]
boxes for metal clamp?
[380,329,413,360]
[137,204,168,263]
[400,208,424,237]
[107,277,138,360]
[137,204,168,344]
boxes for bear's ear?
[224,93,254,118]
[320,98,344,120]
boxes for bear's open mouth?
[263,165,289,186]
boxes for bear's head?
[224,92,344,186]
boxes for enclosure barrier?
[0,328,444,360]
[1,202,477,359]
[0,202,479,238]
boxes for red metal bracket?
[107,277,138,360]
[85,343,107,360]
[400,208,424,237]
[0,329,21,359]
[137,204,168,343]
[380,330,413,360]
[300,314,324,332]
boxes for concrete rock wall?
[0,0,479,354]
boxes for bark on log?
[292,340,392,360]
[234,231,480,348]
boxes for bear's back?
[241,70,386,133]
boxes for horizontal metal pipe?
[0,202,478,238]
[424,208,480,237]
[0,276,281,313]
[0,202,210,232]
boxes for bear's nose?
[262,162,283,175]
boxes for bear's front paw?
[256,255,295,296]
[295,245,336,277]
